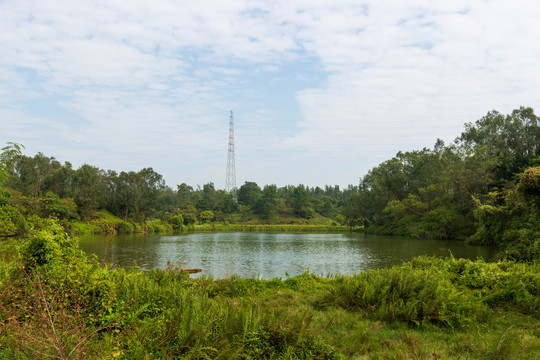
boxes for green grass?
[1,227,539,359]
[192,223,352,233]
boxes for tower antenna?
[226,110,237,199]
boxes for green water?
[78,232,496,279]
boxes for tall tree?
[72,164,104,217]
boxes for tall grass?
[332,265,487,327]
[1,224,539,359]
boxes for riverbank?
[190,223,351,233]
[64,210,353,236]
[1,225,539,359]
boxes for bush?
[118,221,134,234]
[171,214,184,230]
[0,204,23,237]
[334,262,487,327]
[89,211,122,234]
[183,213,196,227]
[410,256,540,314]
[1,222,127,359]
[146,219,173,233]
[67,221,101,235]
[21,221,74,268]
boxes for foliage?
[206,223,350,233]
[333,264,487,327]
[170,214,184,230]
[42,191,79,220]
[182,212,197,227]
[68,221,102,236]
[0,203,25,237]
[118,220,134,234]
[1,225,539,360]
[339,107,540,255]
[0,142,24,186]
[89,210,123,234]
[145,219,173,233]
[237,181,261,206]
[199,209,215,224]
[21,220,75,268]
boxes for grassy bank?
[64,210,354,236]
[1,224,539,359]
[191,223,352,233]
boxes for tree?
[314,196,337,218]
[253,184,278,219]
[202,182,217,209]
[72,164,104,217]
[214,190,237,214]
[176,183,193,207]
[237,181,261,207]
[8,153,61,200]
[45,162,74,198]
[0,142,24,186]
[457,107,540,181]
[342,193,363,229]
[288,184,312,218]
[138,167,165,219]
[115,171,142,221]
[195,199,209,211]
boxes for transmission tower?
[226,111,237,198]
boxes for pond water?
[78,232,496,279]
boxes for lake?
[78,232,496,279]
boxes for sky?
[1,0,540,190]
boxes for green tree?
[342,193,363,229]
[202,182,217,209]
[214,190,237,214]
[253,184,278,220]
[72,164,104,218]
[195,199,209,212]
[237,181,261,207]
[8,153,61,200]
[0,142,26,236]
[457,107,540,181]
[138,167,165,220]
[176,183,193,207]
[0,142,24,186]
[182,212,196,227]
[289,184,312,218]
[44,161,74,198]
[116,171,142,221]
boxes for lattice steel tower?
[226,111,237,198]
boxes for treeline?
[1,106,539,259]
[342,106,539,260]
[0,147,357,236]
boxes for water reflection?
[78,233,495,279]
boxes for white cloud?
[1,0,540,187]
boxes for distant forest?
[1,106,539,260]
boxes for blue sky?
[2,0,540,189]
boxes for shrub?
[0,204,21,236]
[67,221,101,235]
[145,219,173,233]
[170,214,184,230]
[334,263,487,327]
[21,221,74,268]
[89,211,122,234]
[118,221,134,234]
